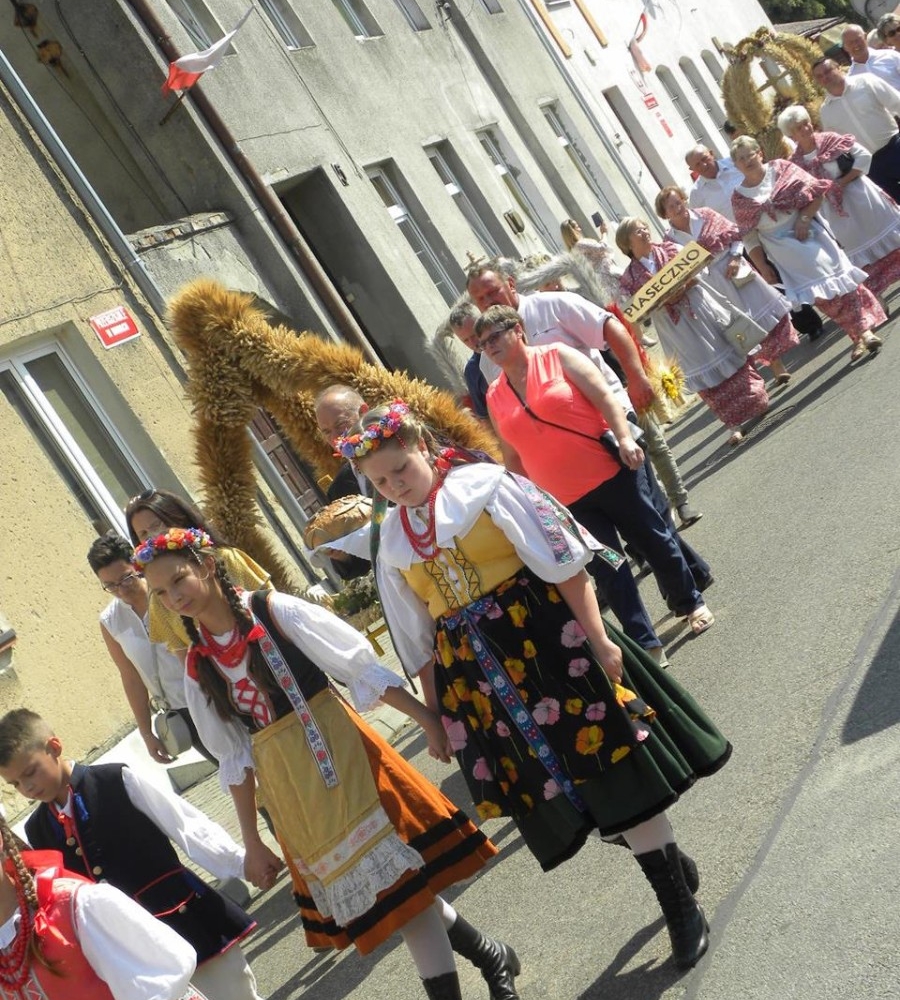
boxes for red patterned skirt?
[815,284,885,342]
[754,314,800,368]
[697,360,769,428]
[863,247,900,298]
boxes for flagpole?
[159,89,188,126]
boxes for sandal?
[686,605,715,635]
[774,372,792,386]
[850,341,866,362]
[727,431,744,447]
[862,332,883,355]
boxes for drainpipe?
[124,0,380,364]
[0,47,167,316]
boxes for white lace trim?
[217,747,255,793]
[848,230,900,267]
[347,674,400,714]
[784,268,866,308]
[297,832,425,927]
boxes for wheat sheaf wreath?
[164,279,499,592]
[722,27,823,160]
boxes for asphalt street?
[195,309,900,1000]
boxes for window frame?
[0,344,152,535]
[392,0,431,31]
[258,0,315,49]
[332,0,383,39]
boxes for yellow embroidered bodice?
[401,511,524,618]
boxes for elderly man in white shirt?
[685,145,744,222]
[843,23,900,89]
[813,56,900,200]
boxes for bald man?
[844,22,900,90]
[313,384,371,579]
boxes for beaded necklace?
[197,622,250,668]
[399,455,452,560]
[0,879,34,990]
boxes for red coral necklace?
[400,460,450,560]
[0,878,35,990]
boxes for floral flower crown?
[334,399,410,461]
[133,527,214,569]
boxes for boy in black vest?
[0,709,265,1000]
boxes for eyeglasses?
[477,322,518,350]
[101,571,141,593]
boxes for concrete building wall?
[0,87,313,814]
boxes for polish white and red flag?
[161,6,253,95]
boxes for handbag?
[152,707,192,758]
[720,308,768,355]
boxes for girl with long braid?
[0,812,205,999]
[134,528,520,1000]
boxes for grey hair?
[448,300,480,328]
[776,105,811,137]
[684,143,710,166]
[729,134,761,160]
[877,12,900,40]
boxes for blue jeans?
[569,465,706,619]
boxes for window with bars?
[393,0,431,30]
[679,57,724,137]
[258,0,314,48]
[656,66,714,148]
[332,0,383,38]
[701,50,725,83]
[369,164,460,304]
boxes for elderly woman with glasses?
[87,530,212,763]
[730,134,886,363]
[777,105,900,303]
[480,304,715,638]
[876,12,900,49]
[616,217,770,447]
[654,185,799,386]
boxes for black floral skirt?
[434,570,731,871]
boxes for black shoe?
[635,844,709,969]
[422,971,462,1000]
[447,915,521,1000]
[606,838,699,894]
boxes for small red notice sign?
[89,306,140,349]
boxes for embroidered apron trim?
[255,621,340,789]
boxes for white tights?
[399,898,457,980]
[619,811,675,855]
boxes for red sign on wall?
[89,306,140,349]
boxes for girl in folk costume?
[342,401,732,972]
[134,529,519,1000]
[655,186,799,385]
[730,135,885,364]
[617,219,770,447]
[779,105,900,300]
[0,813,206,1000]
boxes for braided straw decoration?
[722,28,823,159]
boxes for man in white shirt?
[814,57,900,200]
[843,23,900,90]
[685,146,744,222]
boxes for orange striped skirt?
[253,690,496,955]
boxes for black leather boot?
[421,971,462,1000]
[606,836,699,894]
[447,914,521,999]
[635,843,709,969]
